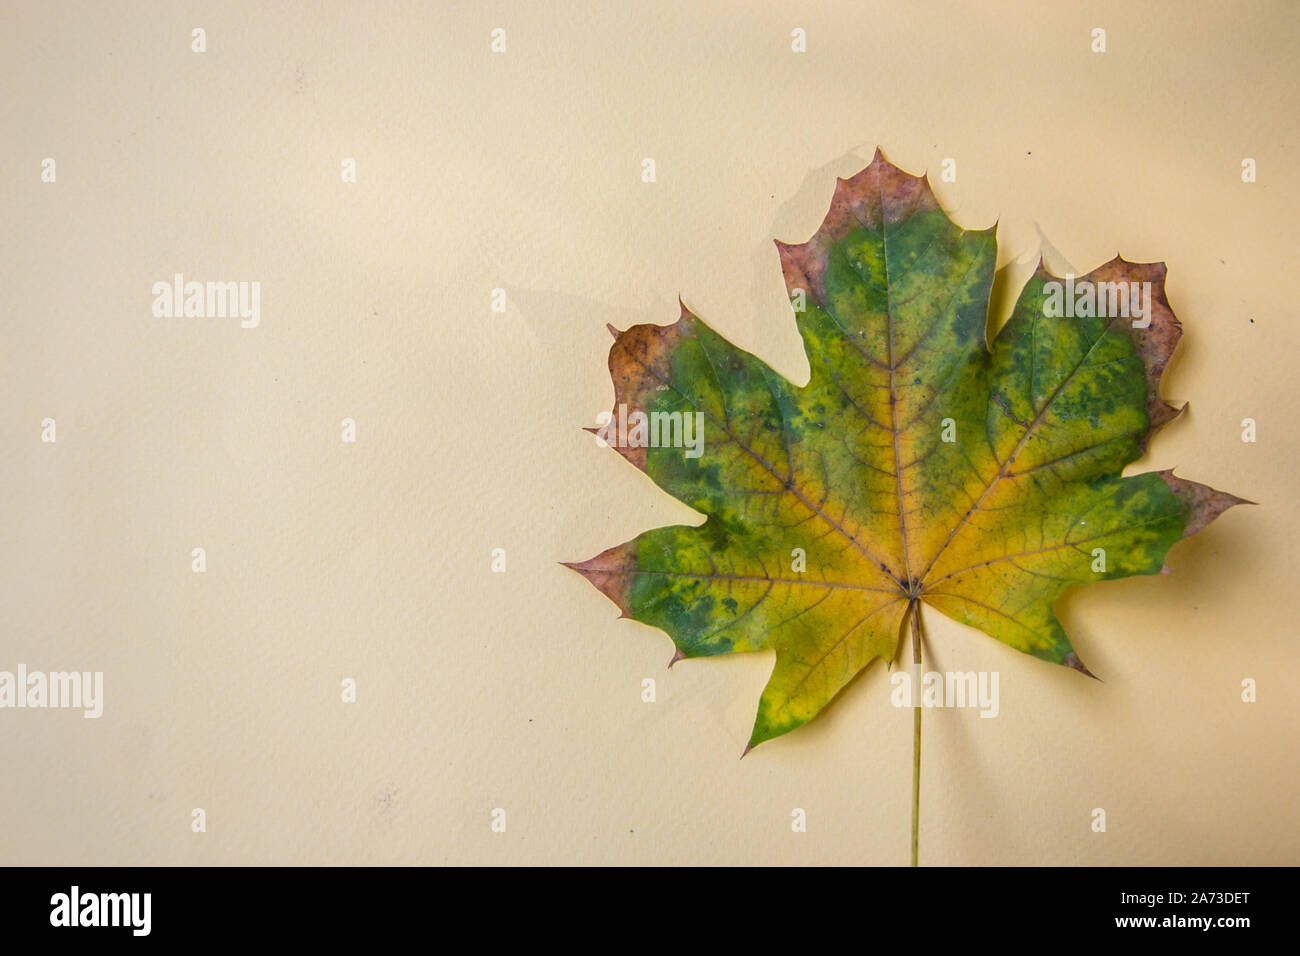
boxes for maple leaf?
[566,149,1249,754]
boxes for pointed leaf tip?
[1157,471,1255,537]
[563,544,636,618]
[1064,652,1101,681]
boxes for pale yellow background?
[2,1,1296,865]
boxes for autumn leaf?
[566,149,1249,753]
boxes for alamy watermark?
[1042,275,1151,328]
[891,669,999,718]
[595,403,705,459]
[50,886,150,936]
[0,665,103,718]
[152,273,260,328]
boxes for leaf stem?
[909,598,923,868]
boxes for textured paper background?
[1,0,1296,865]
